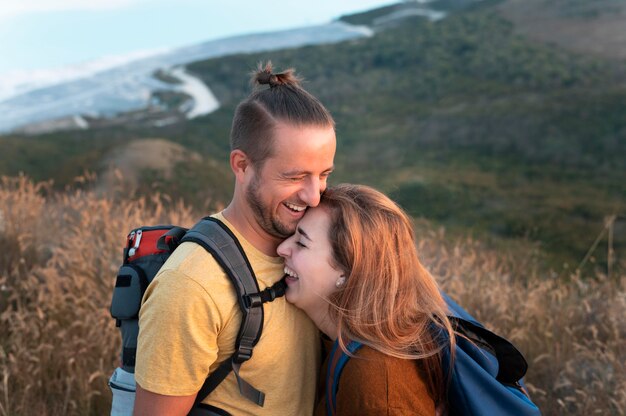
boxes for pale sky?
[0,0,395,76]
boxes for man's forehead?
[271,123,335,144]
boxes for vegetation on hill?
[186,9,626,272]
[0,3,624,272]
[498,0,626,60]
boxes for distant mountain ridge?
[0,21,373,133]
[0,0,484,134]
[3,0,625,135]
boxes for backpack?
[108,217,286,416]
[326,292,541,416]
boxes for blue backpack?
[326,292,541,415]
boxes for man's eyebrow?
[282,166,335,177]
[282,170,308,177]
[297,227,312,241]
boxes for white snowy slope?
[0,48,169,104]
[169,67,219,119]
[0,21,373,133]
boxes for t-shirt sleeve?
[134,269,224,396]
[335,351,435,416]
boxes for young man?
[133,63,336,415]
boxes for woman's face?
[276,206,344,312]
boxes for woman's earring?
[335,276,346,288]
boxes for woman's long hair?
[320,184,455,404]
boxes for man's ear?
[230,149,251,183]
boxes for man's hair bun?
[252,61,302,88]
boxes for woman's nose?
[276,239,291,258]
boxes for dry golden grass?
[414,222,625,415]
[0,176,624,415]
[0,175,197,415]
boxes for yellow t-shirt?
[135,213,320,415]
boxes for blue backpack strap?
[324,294,541,416]
[326,339,363,416]
[180,217,286,408]
[442,292,541,415]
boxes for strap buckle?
[243,293,263,309]
[233,346,253,363]
[127,229,143,258]
[265,286,277,302]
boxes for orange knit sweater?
[315,339,436,416]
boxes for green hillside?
[0,2,624,272]
[186,8,626,271]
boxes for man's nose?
[300,177,322,207]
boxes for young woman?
[277,184,455,416]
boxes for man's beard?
[246,174,295,239]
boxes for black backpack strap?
[450,317,528,384]
[180,217,286,408]
[157,226,188,251]
[191,278,287,408]
[188,403,232,416]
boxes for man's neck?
[222,203,281,257]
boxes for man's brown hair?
[230,61,335,169]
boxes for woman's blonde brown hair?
[320,183,455,404]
